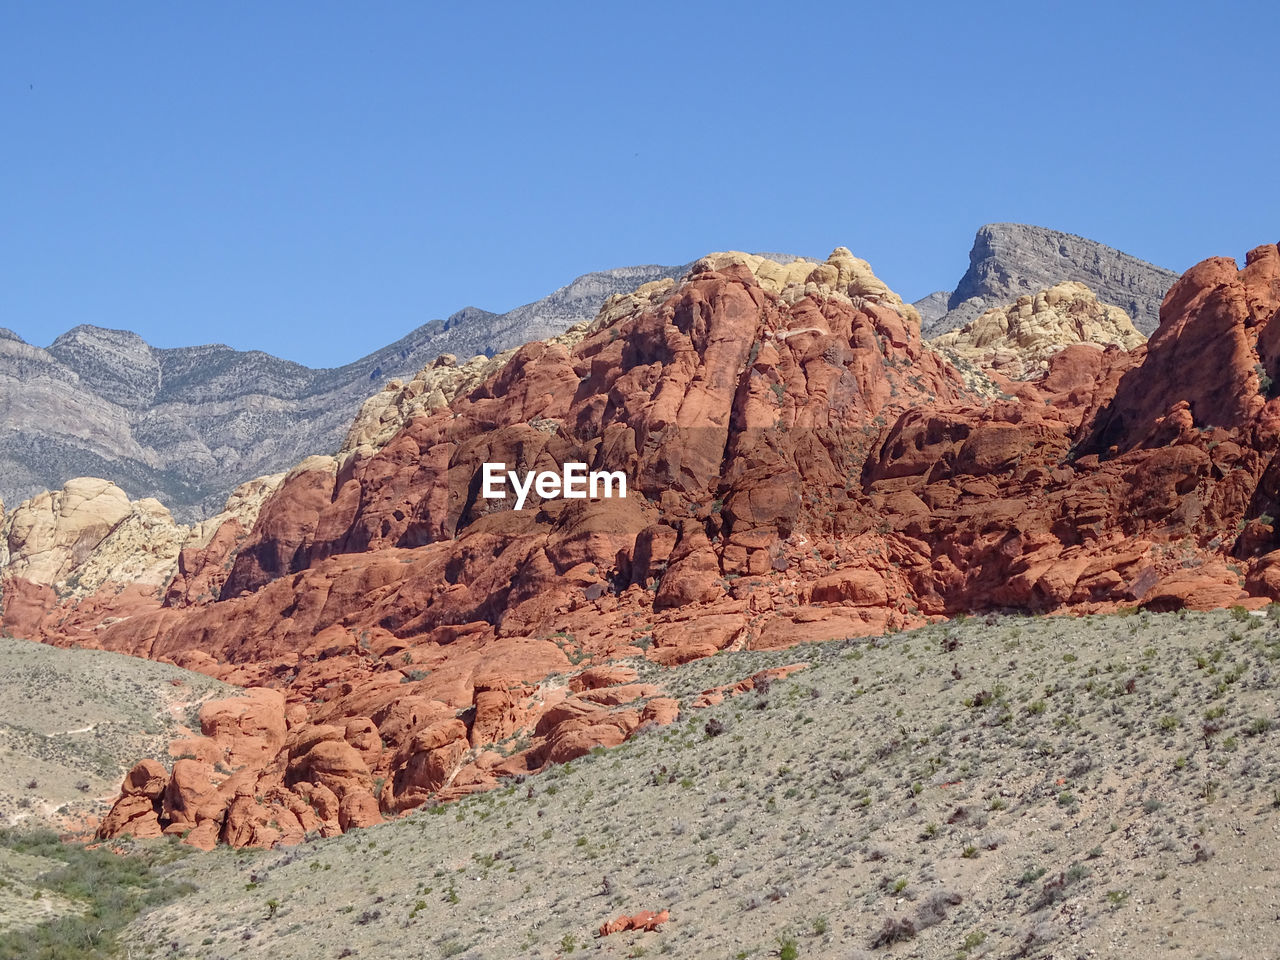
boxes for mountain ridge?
[0,262,690,521]
[916,223,1180,336]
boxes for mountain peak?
[920,223,1179,337]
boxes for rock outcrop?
[599,909,669,937]
[0,473,282,641]
[929,281,1146,380]
[7,241,1280,850]
[919,223,1180,336]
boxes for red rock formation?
[3,243,1276,849]
[598,909,670,937]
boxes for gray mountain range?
[0,263,687,521]
[915,223,1180,337]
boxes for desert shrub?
[871,916,916,947]
[915,889,962,929]
[0,829,194,960]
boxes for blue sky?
[3,1,1277,368]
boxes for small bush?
[916,890,962,929]
[871,917,916,948]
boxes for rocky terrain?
[916,223,1180,337]
[2,234,1280,958]
[8,608,1280,959]
[2,237,1280,866]
[2,226,1180,526]
[0,262,688,522]
[928,281,1146,381]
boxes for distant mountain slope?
[0,262,688,521]
[916,223,1180,336]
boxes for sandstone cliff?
[0,263,690,522]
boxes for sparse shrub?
[0,827,196,959]
[915,890,962,929]
[1015,921,1057,957]
[1017,866,1046,888]
[1030,865,1088,911]
[960,930,987,951]
[871,916,916,948]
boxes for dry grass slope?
[0,635,236,831]
[20,609,1280,959]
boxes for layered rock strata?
[918,223,1180,336]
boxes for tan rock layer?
[929,281,1146,380]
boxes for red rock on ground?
[598,909,670,937]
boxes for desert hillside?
[0,637,236,831]
[5,608,1275,959]
[1,238,1279,959]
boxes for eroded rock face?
[2,478,138,585]
[13,241,1280,850]
[929,281,1146,380]
[0,472,283,642]
[921,223,1180,336]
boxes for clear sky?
[3,1,1277,368]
